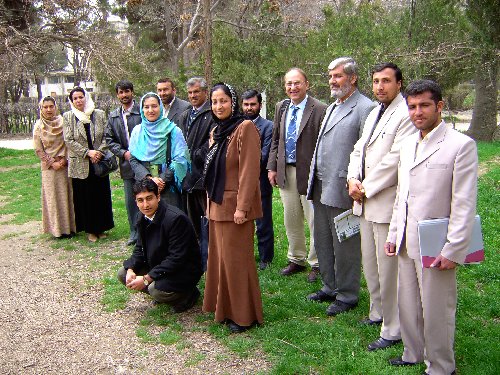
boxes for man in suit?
[306,57,376,316]
[105,80,142,245]
[157,78,190,126]
[177,77,215,239]
[242,89,274,270]
[118,178,202,312]
[267,68,327,282]
[347,63,415,350]
[385,80,477,375]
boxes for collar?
[122,100,135,114]
[290,95,308,110]
[334,89,356,105]
[144,212,156,221]
[418,120,444,144]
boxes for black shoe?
[259,261,270,270]
[360,317,383,325]
[389,357,417,366]
[367,337,402,351]
[307,290,336,303]
[280,262,306,276]
[126,239,137,246]
[326,300,357,316]
[172,288,200,313]
[307,267,320,282]
[228,320,250,334]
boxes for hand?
[125,269,136,285]
[87,150,102,164]
[430,254,457,270]
[384,242,396,257]
[126,275,147,290]
[348,178,365,202]
[163,168,174,183]
[234,209,247,224]
[123,151,131,161]
[151,177,165,192]
[268,170,277,187]
[51,161,62,171]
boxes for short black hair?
[141,93,161,107]
[115,80,134,93]
[68,86,85,102]
[42,96,56,105]
[157,77,176,89]
[405,79,442,104]
[241,89,262,104]
[371,62,403,84]
[133,178,159,196]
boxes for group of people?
[33,56,478,375]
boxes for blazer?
[347,93,416,222]
[167,97,191,126]
[104,103,142,180]
[387,123,478,263]
[123,200,202,293]
[254,115,274,196]
[63,109,108,180]
[267,95,327,195]
[307,89,376,209]
[207,120,263,222]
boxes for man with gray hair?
[306,57,376,316]
[178,77,215,238]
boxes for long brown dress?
[33,110,76,237]
[202,120,264,326]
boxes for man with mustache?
[156,77,190,126]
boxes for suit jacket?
[387,123,478,263]
[178,101,215,190]
[207,120,263,222]
[347,93,416,222]
[63,109,108,179]
[307,89,376,209]
[254,116,274,196]
[167,97,191,126]
[267,95,327,195]
[104,103,142,180]
[123,200,202,293]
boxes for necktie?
[285,105,299,161]
[188,108,198,130]
[361,104,386,180]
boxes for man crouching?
[118,178,202,312]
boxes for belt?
[286,162,296,167]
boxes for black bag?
[93,150,118,177]
[200,215,209,272]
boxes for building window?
[65,76,75,83]
[48,76,60,84]
[86,88,94,93]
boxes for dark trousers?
[255,193,274,263]
[123,178,139,241]
[186,189,207,240]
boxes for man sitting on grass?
[117,178,202,312]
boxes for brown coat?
[207,120,263,221]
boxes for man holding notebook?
[385,80,478,375]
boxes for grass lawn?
[0,142,498,374]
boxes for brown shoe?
[280,262,306,276]
[307,267,320,282]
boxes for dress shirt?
[285,95,308,164]
[121,101,135,144]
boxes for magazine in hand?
[334,209,360,243]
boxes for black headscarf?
[203,83,245,204]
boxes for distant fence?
[0,94,116,135]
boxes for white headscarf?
[69,87,95,124]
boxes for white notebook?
[334,209,360,243]
[417,215,484,268]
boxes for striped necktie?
[285,105,299,161]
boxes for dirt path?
[0,216,270,374]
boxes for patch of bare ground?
[0,217,271,374]
[478,155,500,177]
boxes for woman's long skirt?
[203,219,263,326]
[72,165,114,235]
[40,166,76,237]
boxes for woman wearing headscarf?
[202,83,263,333]
[63,87,114,242]
[33,96,76,238]
[129,93,189,210]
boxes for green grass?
[1,143,499,374]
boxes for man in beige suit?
[385,80,477,375]
[347,63,415,350]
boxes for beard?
[330,81,353,100]
[244,112,259,120]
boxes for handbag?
[93,150,118,177]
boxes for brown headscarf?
[35,96,66,158]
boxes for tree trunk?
[0,80,8,133]
[203,0,212,87]
[467,54,498,141]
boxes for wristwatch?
[143,276,150,286]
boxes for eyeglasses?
[285,81,304,88]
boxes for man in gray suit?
[157,78,190,126]
[105,80,142,245]
[267,68,327,282]
[306,57,376,316]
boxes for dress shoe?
[172,288,200,313]
[307,290,336,303]
[326,300,357,316]
[360,317,383,325]
[126,239,137,246]
[259,261,270,270]
[280,262,306,276]
[307,267,320,282]
[88,233,98,242]
[228,320,250,334]
[367,337,402,351]
[98,233,107,239]
[389,357,417,366]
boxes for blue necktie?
[188,108,198,130]
[285,105,299,162]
